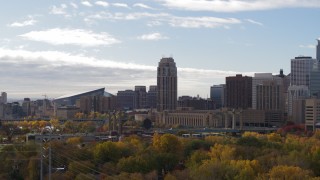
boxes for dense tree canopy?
[0,121,320,179]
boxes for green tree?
[117,154,156,173]
[26,157,39,180]
[63,120,78,133]
[75,173,96,180]
[68,160,95,176]
[93,141,131,164]
[183,139,212,157]
[79,121,96,133]
[237,136,264,147]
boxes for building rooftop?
[55,87,105,100]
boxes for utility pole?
[49,141,51,180]
[40,141,43,180]
[48,126,52,180]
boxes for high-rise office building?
[290,56,316,87]
[226,74,252,109]
[310,62,320,97]
[22,98,31,116]
[289,56,315,119]
[317,39,320,61]
[252,73,273,109]
[210,84,225,109]
[252,72,287,110]
[147,85,157,109]
[157,57,177,111]
[256,80,284,110]
[0,92,7,104]
[117,90,136,110]
[135,86,147,109]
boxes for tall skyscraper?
[317,39,320,61]
[290,56,316,87]
[157,57,177,111]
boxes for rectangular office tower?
[210,85,225,109]
[147,85,157,109]
[157,57,177,111]
[134,86,147,109]
[0,92,7,104]
[317,39,320,61]
[226,74,252,109]
[290,56,316,87]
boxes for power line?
[55,150,107,176]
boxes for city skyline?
[0,0,320,99]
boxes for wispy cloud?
[160,0,320,12]
[112,3,130,8]
[81,1,93,7]
[19,28,121,47]
[70,2,78,9]
[88,12,169,20]
[8,19,37,27]
[299,44,315,49]
[133,3,155,10]
[246,19,263,26]
[169,16,241,28]
[95,1,109,7]
[0,48,153,70]
[147,21,163,27]
[137,33,169,41]
[85,12,241,29]
[50,4,68,15]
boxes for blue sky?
[0,0,319,99]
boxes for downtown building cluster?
[0,40,320,131]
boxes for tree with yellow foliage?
[152,133,182,154]
[208,144,235,162]
[267,132,282,143]
[268,165,312,180]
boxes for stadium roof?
[54,87,105,100]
